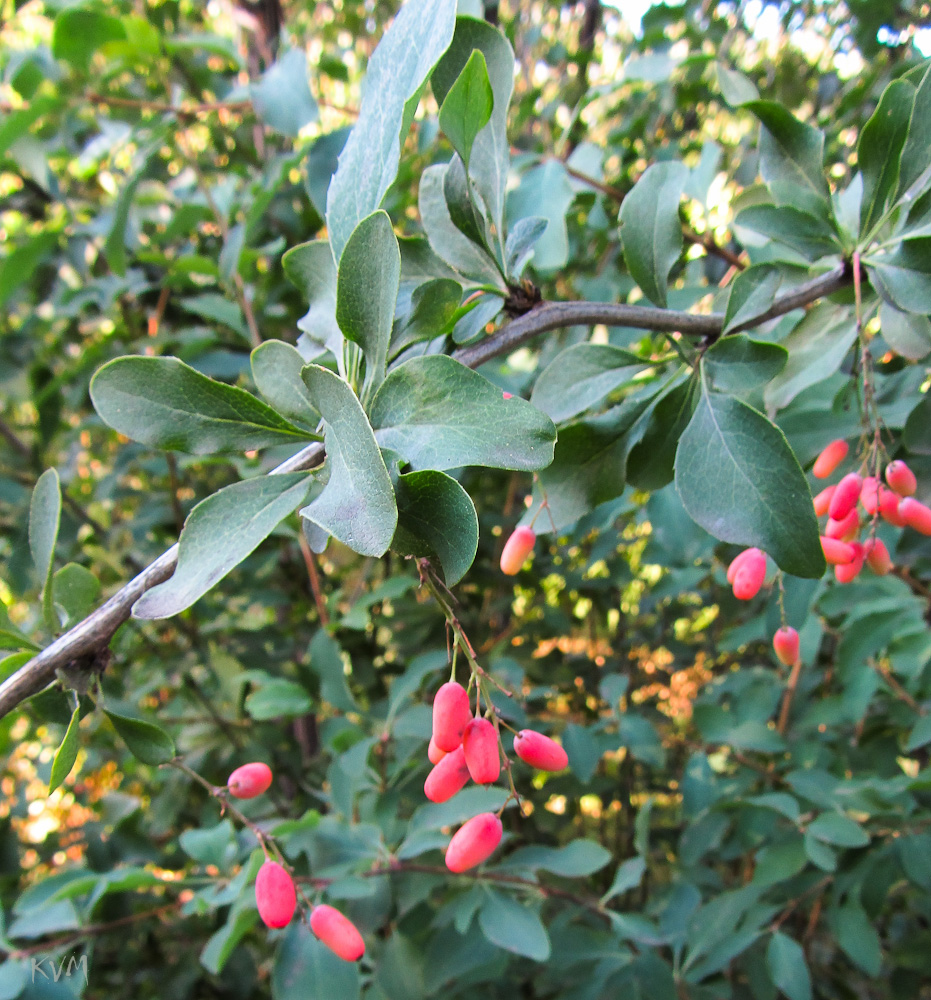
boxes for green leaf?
[828,903,882,976]
[299,365,397,556]
[722,264,781,334]
[370,355,557,471]
[507,159,576,272]
[251,49,317,136]
[602,856,647,904]
[282,239,343,358]
[52,8,126,70]
[307,630,357,713]
[180,293,248,340]
[0,232,57,308]
[879,300,931,360]
[499,840,612,877]
[439,49,493,169]
[48,706,81,794]
[392,470,478,585]
[866,238,931,314]
[858,78,915,236]
[201,903,259,975]
[505,216,548,278]
[766,932,812,1000]
[715,64,758,106]
[273,922,361,1000]
[443,153,488,249]
[133,474,313,619]
[52,564,101,628]
[391,278,462,354]
[619,161,688,307]
[104,165,145,277]
[896,62,931,200]
[807,812,869,847]
[326,0,458,260]
[246,680,313,720]
[735,204,840,261]
[180,820,236,867]
[905,713,931,752]
[251,340,320,426]
[29,469,60,611]
[703,335,788,394]
[0,959,28,999]
[625,377,697,492]
[478,891,551,961]
[746,101,829,213]
[336,211,401,394]
[763,305,857,411]
[530,344,646,424]
[90,357,312,454]
[674,382,825,578]
[904,392,931,454]
[104,709,175,766]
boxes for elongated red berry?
[821,536,857,565]
[445,812,503,873]
[828,473,863,520]
[900,497,931,535]
[732,548,766,600]
[500,525,536,575]
[772,627,799,666]
[860,477,882,515]
[310,905,365,962]
[513,729,569,771]
[835,542,864,583]
[424,745,470,803]
[228,762,273,799]
[432,681,471,752]
[727,547,755,584]
[863,537,892,575]
[255,861,296,928]
[813,485,836,517]
[427,736,447,765]
[885,460,917,497]
[462,718,500,784]
[880,489,906,526]
[825,508,859,541]
[813,439,848,479]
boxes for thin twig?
[87,92,253,119]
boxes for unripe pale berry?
[828,473,863,521]
[834,542,864,583]
[731,549,766,600]
[228,762,273,799]
[424,745,470,803]
[310,905,365,962]
[513,729,569,771]
[813,485,836,517]
[885,460,917,497]
[500,525,536,576]
[900,497,931,535]
[772,627,799,667]
[427,736,447,765]
[432,681,472,752]
[445,812,503,873]
[821,536,857,565]
[863,537,892,575]
[825,508,859,541]
[462,718,500,784]
[813,439,848,479]
[255,861,296,928]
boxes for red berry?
[726,547,755,584]
[834,542,864,583]
[821,536,857,565]
[828,473,863,520]
[825,508,859,541]
[255,861,296,928]
[513,729,569,771]
[813,485,836,517]
[462,718,500,784]
[880,489,906,527]
[860,477,881,515]
[427,736,447,765]
[310,905,365,962]
[500,525,536,575]
[732,549,766,600]
[445,812,503,873]
[228,762,273,799]
[772,627,799,667]
[812,439,848,479]
[432,681,471,752]
[424,745,470,803]
[502,391,513,400]
[900,497,931,535]
[885,460,917,497]
[863,537,892,575]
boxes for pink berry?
[424,745,470,803]
[502,391,513,400]
[432,681,471,752]
[863,537,892,575]
[731,549,766,600]
[825,508,859,541]
[860,477,882,515]
[828,473,863,521]
[885,460,917,497]
[445,812,503,873]
[228,762,273,799]
[813,485,836,517]
[772,627,799,667]
[834,542,864,583]
[513,729,569,771]
[310,904,365,962]
[812,439,848,479]
[462,718,500,784]
[500,525,536,576]
[427,736,447,765]
[255,861,296,928]
[880,489,907,527]
[821,536,857,565]
[900,497,931,535]
[726,547,755,584]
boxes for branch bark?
[0,260,851,719]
